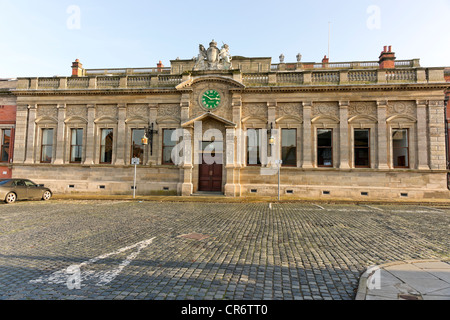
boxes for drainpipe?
[445,94,449,190]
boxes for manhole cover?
[178,233,210,241]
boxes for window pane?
[317,129,332,147]
[101,129,113,163]
[282,129,297,166]
[355,149,370,167]
[42,129,53,145]
[318,148,332,166]
[354,129,369,147]
[393,129,408,148]
[163,129,176,147]
[41,146,53,163]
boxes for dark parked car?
[0,179,52,204]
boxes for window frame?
[0,128,12,163]
[69,128,84,164]
[40,128,54,164]
[131,128,145,165]
[99,128,114,164]
[162,128,177,165]
[281,128,297,167]
[354,128,371,168]
[246,128,263,166]
[317,128,333,168]
[392,128,410,169]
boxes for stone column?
[13,104,29,164]
[302,101,313,168]
[339,101,350,169]
[83,105,95,165]
[416,101,430,170]
[224,127,238,197]
[24,104,37,164]
[148,104,158,165]
[114,104,126,165]
[181,128,193,196]
[377,100,389,169]
[54,104,66,165]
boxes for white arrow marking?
[30,237,156,287]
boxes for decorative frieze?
[157,104,181,120]
[242,103,268,119]
[277,103,302,119]
[348,102,377,117]
[312,102,339,118]
[387,101,416,118]
[66,105,88,120]
[37,105,58,119]
[95,104,118,120]
[127,104,149,120]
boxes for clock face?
[201,90,221,110]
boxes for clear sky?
[0,0,449,78]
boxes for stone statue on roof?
[193,40,232,71]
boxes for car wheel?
[42,191,52,201]
[5,192,17,204]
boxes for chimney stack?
[157,61,164,73]
[71,59,84,77]
[379,46,396,69]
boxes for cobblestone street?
[0,200,449,300]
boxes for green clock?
[201,90,221,110]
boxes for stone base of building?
[10,165,450,201]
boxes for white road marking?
[362,205,384,212]
[313,204,325,210]
[30,237,156,287]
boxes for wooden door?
[199,161,223,192]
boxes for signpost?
[131,158,140,198]
[275,160,283,201]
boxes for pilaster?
[302,101,313,168]
[24,104,37,164]
[83,105,95,165]
[54,104,66,164]
[377,100,389,169]
[339,101,350,169]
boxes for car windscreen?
[0,180,11,186]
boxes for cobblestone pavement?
[0,200,449,300]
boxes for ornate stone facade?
[7,45,450,200]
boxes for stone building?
[0,79,17,179]
[10,42,450,200]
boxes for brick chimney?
[322,55,329,65]
[157,61,164,73]
[71,59,84,77]
[379,46,396,69]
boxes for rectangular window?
[354,129,370,168]
[247,129,262,166]
[131,129,145,164]
[70,128,83,163]
[1,129,11,163]
[317,129,333,167]
[162,129,176,165]
[392,129,409,168]
[281,129,297,166]
[40,129,54,163]
[100,129,113,164]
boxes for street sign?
[131,158,140,165]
